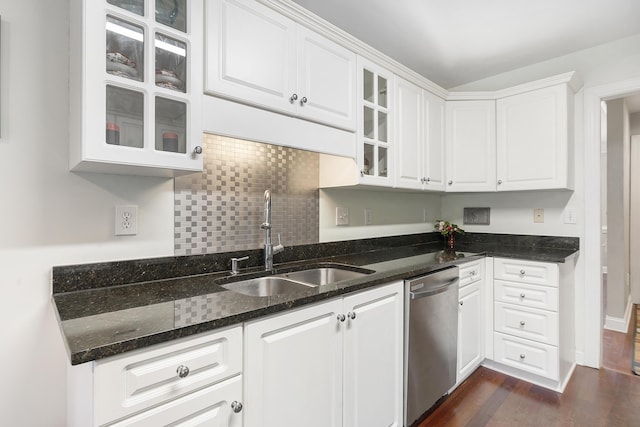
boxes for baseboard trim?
[604,298,633,332]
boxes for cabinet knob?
[519,321,526,327]
[176,365,190,378]
[347,311,356,320]
[520,293,526,298]
[337,314,346,322]
[300,96,308,105]
[470,270,476,276]
[459,301,464,306]
[497,179,503,185]
[231,401,243,413]
[426,177,431,183]
[360,170,365,177]
[193,146,203,155]
[519,354,526,360]
[519,269,526,276]
[448,180,453,186]
[290,93,298,103]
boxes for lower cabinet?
[486,257,575,391]
[68,326,244,427]
[243,281,404,427]
[456,260,485,384]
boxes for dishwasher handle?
[409,277,459,299]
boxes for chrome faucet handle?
[273,233,285,255]
[231,256,249,275]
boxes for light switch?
[534,208,544,223]
[564,207,577,224]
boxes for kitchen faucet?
[260,189,284,270]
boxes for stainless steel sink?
[221,276,316,297]
[277,266,373,286]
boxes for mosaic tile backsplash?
[174,134,320,255]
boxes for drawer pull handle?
[520,293,526,298]
[519,321,526,327]
[176,365,190,378]
[519,354,526,360]
[347,311,356,320]
[470,270,476,276]
[231,401,243,413]
[337,314,346,322]
[519,269,526,276]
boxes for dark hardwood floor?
[418,318,640,427]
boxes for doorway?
[585,80,640,369]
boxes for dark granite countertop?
[52,232,578,365]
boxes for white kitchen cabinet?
[445,100,496,192]
[244,281,404,427]
[205,0,356,131]
[423,90,447,191]
[343,283,404,427]
[68,326,244,427]
[394,77,445,191]
[69,0,204,176]
[456,260,485,384]
[395,77,424,190]
[319,56,394,188]
[486,257,575,392]
[496,84,574,191]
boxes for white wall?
[605,99,631,321]
[319,188,441,242]
[0,1,175,425]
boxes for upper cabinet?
[69,0,204,176]
[445,100,497,192]
[205,0,356,132]
[394,77,446,191]
[496,84,574,191]
[446,72,580,193]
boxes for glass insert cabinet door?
[102,0,192,154]
[361,66,390,179]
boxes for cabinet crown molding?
[448,71,583,101]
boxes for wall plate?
[463,207,490,225]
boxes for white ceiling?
[290,0,640,89]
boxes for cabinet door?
[297,26,356,131]
[497,84,571,191]
[357,56,393,186]
[445,100,496,192]
[244,299,343,427]
[343,282,404,427]
[457,280,484,383]
[205,0,297,114]
[423,91,446,191]
[395,77,424,190]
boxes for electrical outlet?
[423,207,428,222]
[116,205,138,236]
[364,208,373,225]
[336,207,349,226]
[533,208,544,223]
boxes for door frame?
[584,77,640,368]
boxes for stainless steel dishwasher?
[404,266,459,426]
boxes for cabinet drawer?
[108,375,243,427]
[494,258,558,287]
[94,326,242,426]
[494,302,558,345]
[459,260,483,288]
[494,280,559,311]
[494,332,559,380]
